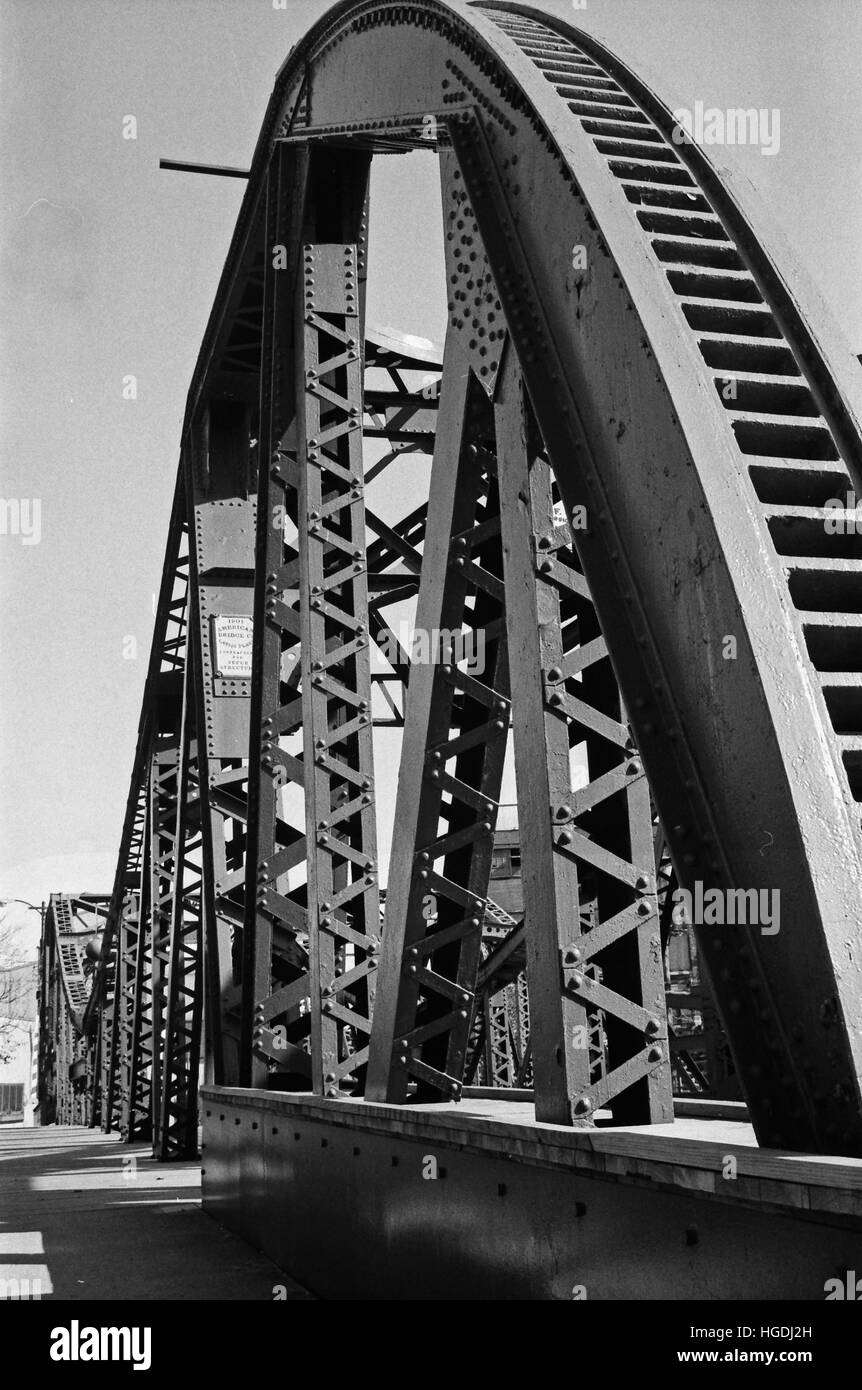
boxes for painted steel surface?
[201,1087,862,1300]
[37,0,862,1200]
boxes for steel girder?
[493,352,672,1124]
[42,0,862,1157]
[156,645,204,1159]
[242,145,383,1095]
[367,341,514,1104]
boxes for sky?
[1,0,861,954]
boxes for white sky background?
[1,0,861,951]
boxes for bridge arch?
[50,0,862,1158]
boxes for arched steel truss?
[40,1,862,1159]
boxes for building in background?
[0,960,39,1125]
[488,805,522,921]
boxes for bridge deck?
[0,1126,312,1301]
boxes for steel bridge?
[36,1,862,1299]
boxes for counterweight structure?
[37,0,862,1296]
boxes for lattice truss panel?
[51,496,207,1156]
[366,338,671,1125]
[368,366,513,1103]
[246,239,383,1095]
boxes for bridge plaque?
[212,614,253,680]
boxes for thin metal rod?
[159,158,250,180]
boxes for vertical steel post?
[242,144,310,1088]
[296,238,380,1094]
[244,147,379,1095]
[185,394,257,1086]
[495,354,672,1124]
[148,726,179,1149]
[157,641,204,1158]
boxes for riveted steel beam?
[122,841,154,1143]
[148,725,179,1148]
[495,351,672,1124]
[242,144,313,1091]
[299,236,381,1094]
[367,336,510,1103]
[156,643,204,1160]
[185,393,257,1086]
[244,144,381,1096]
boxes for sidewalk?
[0,1126,313,1300]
